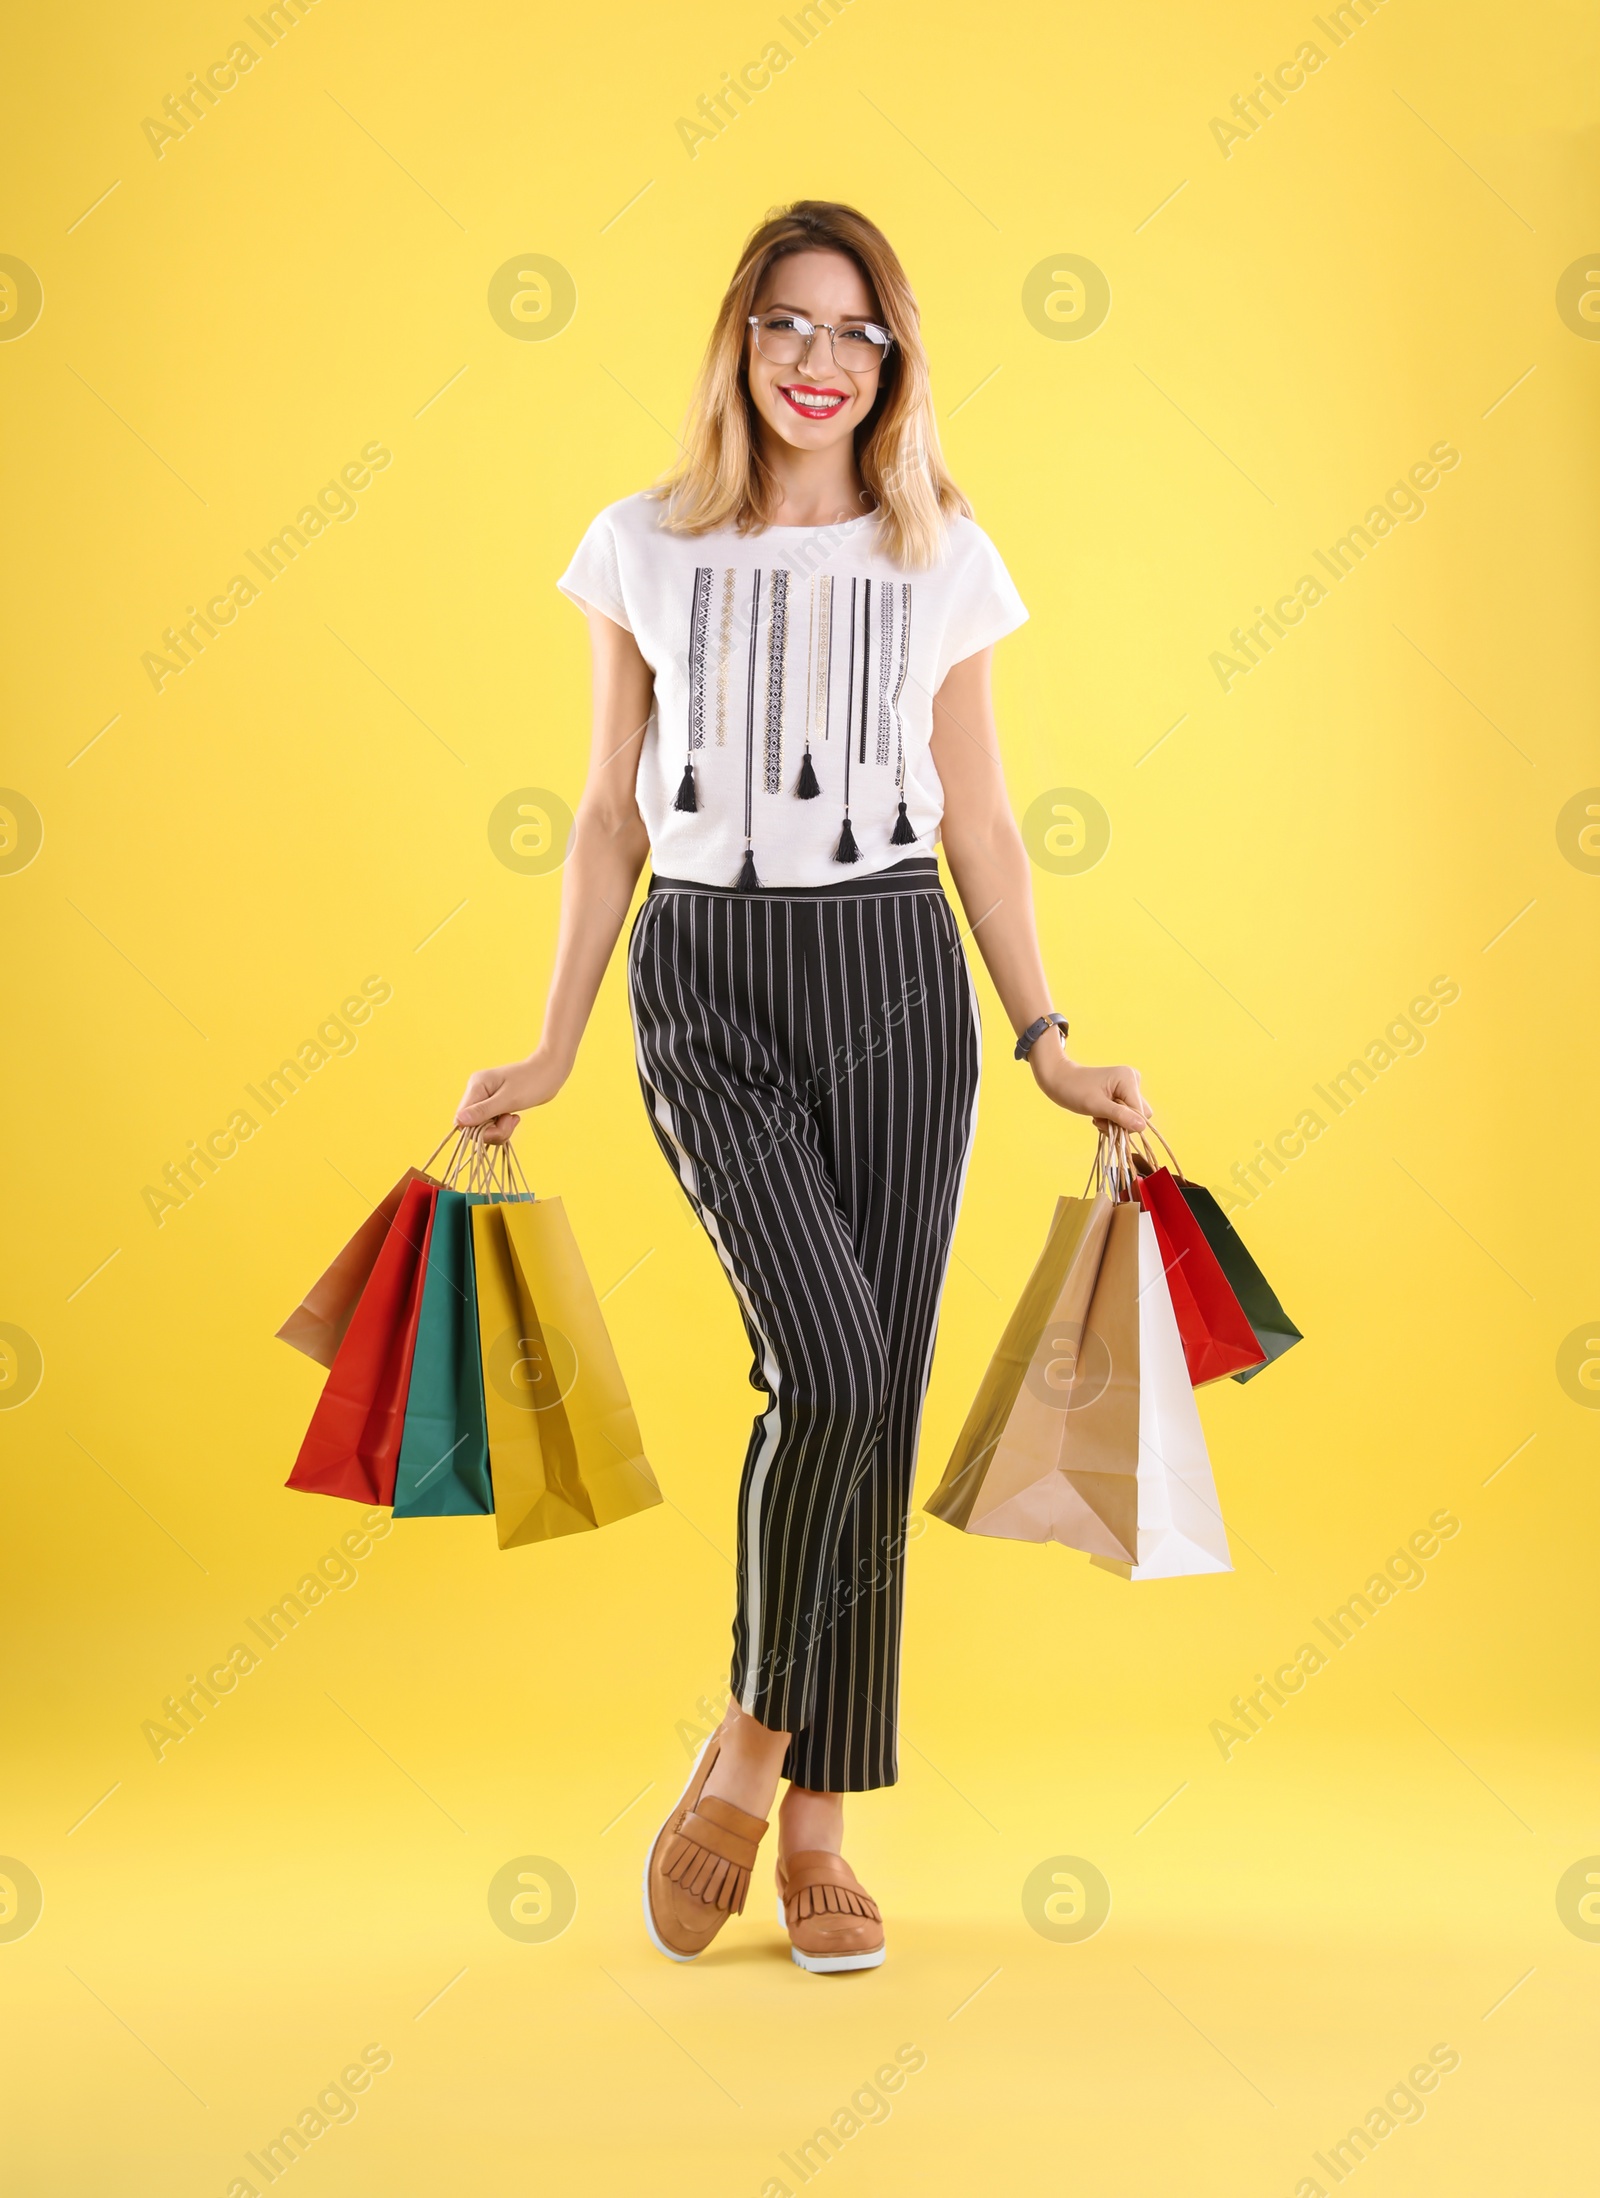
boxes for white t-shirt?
[557,491,1027,889]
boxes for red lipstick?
[777,384,849,420]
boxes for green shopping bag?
[393,1189,509,1517]
[1173,1180,1303,1383]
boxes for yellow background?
[3,0,1597,2190]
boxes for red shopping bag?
[1134,1155,1266,1387]
[286,1176,439,1503]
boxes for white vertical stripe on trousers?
[630,1061,786,1717]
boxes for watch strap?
[1014,1011,1070,1062]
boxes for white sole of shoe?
[641,1735,714,1964]
[790,1942,888,1973]
[775,1895,887,1972]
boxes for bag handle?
[1085,1123,1138,1203]
[423,1125,467,1177]
[434,1128,487,1192]
[461,1127,536,1200]
[425,1124,538,1198]
[1133,1119,1185,1181]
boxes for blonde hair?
[658,200,970,571]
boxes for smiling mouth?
[778,384,849,420]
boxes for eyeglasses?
[748,313,894,374]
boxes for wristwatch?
[1013,1011,1070,1062]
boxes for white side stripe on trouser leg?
[633,1063,784,1715]
[905,937,982,1478]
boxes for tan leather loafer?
[643,1731,770,1962]
[775,1851,886,1973]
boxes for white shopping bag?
[1093,1211,1233,1580]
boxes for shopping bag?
[924,1187,1122,1544]
[927,1130,1236,1576]
[1171,1185,1302,1384]
[926,1131,1147,1554]
[1133,1157,1266,1385]
[274,1168,432,1369]
[1091,1209,1233,1579]
[472,1192,661,1550]
[285,1176,438,1504]
[393,1188,498,1518]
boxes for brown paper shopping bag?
[924,1189,1112,1535]
[927,1128,1234,1574]
[275,1131,464,1368]
[472,1187,661,1551]
[926,1173,1147,1557]
[275,1170,430,1368]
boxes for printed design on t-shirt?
[713,568,736,745]
[888,581,912,780]
[851,578,869,765]
[676,561,919,886]
[875,580,895,765]
[764,569,789,794]
[686,566,713,755]
[804,573,835,754]
[738,570,762,856]
[841,575,861,826]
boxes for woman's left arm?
[930,646,1152,1132]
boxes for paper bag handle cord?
[473,1130,535,1202]
[423,1125,464,1173]
[452,1130,495,1190]
[1080,1119,1180,1201]
[1087,1127,1116,1201]
[1134,1119,1185,1181]
[439,1128,479,1185]
[1087,1123,1138,1203]
[421,1123,539,1198]
[440,1128,489,1192]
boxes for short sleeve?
[556,506,632,630]
[934,524,1028,686]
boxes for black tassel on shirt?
[736,846,760,893]
[680,568,713,813]
[833,581,863,865]
[890,798,915,845]
[796,750,820,799]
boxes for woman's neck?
[760,432,869,529]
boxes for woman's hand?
[455,1049,569,1145]
[1029,1039,1151,1132]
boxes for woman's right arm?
[455,606,655,1143]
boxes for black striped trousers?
[626,855,980,1792]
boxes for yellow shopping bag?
[471,1191,661,1551]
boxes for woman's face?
[746,248,885,457]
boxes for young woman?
[457,201,1151,1974]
